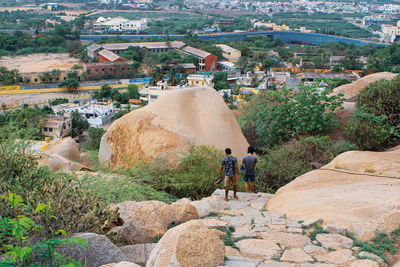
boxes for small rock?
[232,231,258,239]
[325,224,348,235]
[286,218,302,228]
[393,260,400,267]
[299,264,336,267]
[303,244,327,255]
[228,216,252,228]
[315,249,353,265]
[261,260,296,266]
[316,234,353,249]
[281,248,313,263]
[286,227,303,234]
[254,215,270,228]
[301,218,323,228]
[224,256,263,267]
[270,225,287,231]
[120,244,156,266]
[225,246,241,257]
[257,192,274,199]
[219,210,242,216]
[250,198,269,210]
[235,239,280,259]
[173,198,191,204]
[101,261,141,267]
[358,251,384,263]
[266,211,286,225]
[262,232,311,248]
[350,259,379,267]
[195,218,228,229]
[190,198,229,217]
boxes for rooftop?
[98,49,123,62]
[102,41,185,51]
[182,46,211,59]
[215,44,240,53]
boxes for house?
[42,113,72,139]
[180,46,217,71]
[87,43,103,60]
[93,17,148,33]
[187,74,213,87]
[215,44,241,63]
[78,102,115,127]
[86,62,133,79]
[98,41,185,55]
[140,81,172,103]
[97,49,127,63]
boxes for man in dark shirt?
[218,148,240,201]
[241,146,258,193]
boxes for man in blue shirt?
[241,146,258,193]
[218,148,240,201]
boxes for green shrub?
[84,127,106,150]
[0,141,115,236]
[345,75,400,150]
[256,136,355,192]
[345,110,390,151]
[239,85,344,148]
[132,145,226,200]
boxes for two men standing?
[218,146,258,201]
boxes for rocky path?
[197,190,385,267]
[59,188,397,267]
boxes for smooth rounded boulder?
[146,220,225,267]
[99,87,249,166]
[267,147,400,241]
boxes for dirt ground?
[0,53,83,73]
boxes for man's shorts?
[225,176,237,187]
[243,174,255,182]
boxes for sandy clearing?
[0,53,83,73]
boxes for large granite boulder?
[99,87,249,166]
[146,220,225,267]
[60,233,128,267]
[332,72,396,100]
[267,147,400,241]
[111,201,199,244]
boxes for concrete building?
[97,49,126,63]
[187,74,214,87]
[42,113,72,139]
[93,17,148,33]
[180,46,218,71]
[99,41,186,55]
[140,81,173,103]
[215,44,241,63]
[78,102,115,127]
[87,43,103,60]
[86,62,134,80]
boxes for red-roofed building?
[98,49,127,63]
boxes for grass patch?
[79,172,177,205]
[346,228,400,263]
[308,225,329,241]
[218,227,238,249]
[206,212,220,218]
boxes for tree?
[71,111,89,137]
[213,71,229,91]
[85,127,106,150]
[59,78,79,92]
[127,84,140,99]
[239,84,345,148]
[168,67,180,86]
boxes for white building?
[52,102,115,127]
[186,74,214,87]
[93,16,148,33]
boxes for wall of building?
[204,54,218,71]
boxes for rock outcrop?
[267,146,400,240]
[110,201,199,244]
[38,137,89,172]
[99,87,249,166]
[329,72,396,139]
[146,220,225,267]
[332,72,396,100]
[60,233,128,267]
